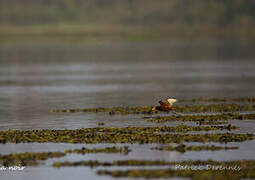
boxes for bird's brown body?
[152,99,174,111]
[159,100,173,111]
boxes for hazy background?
[1,0,255,44]
[1,0,255,63]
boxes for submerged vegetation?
[151,144,238,153]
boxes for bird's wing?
[167,98,177,106]
[159,100,172,111]
[159,99,170,106]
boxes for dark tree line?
[0,0,255,26]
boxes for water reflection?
[0,57,255,130]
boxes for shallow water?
[0,42,255,179]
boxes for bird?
[152,98,177,111]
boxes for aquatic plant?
[0,152,65,166]
[95,159,255,179]
[151,144,238,153]
[97,122,104,126]
[65,146,130,155]
[147,113,255,123]
[0,146,130,167]
[173,104,255,113]
[51,104,255,114]
[51,106,155,114]
[0,127,252,144]
[196,121,229,125]
[97,168,255,179]
[53,159,255,168]
[180,97,255,103]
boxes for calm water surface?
[0,42,255,180]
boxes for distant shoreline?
[0,23,255,44]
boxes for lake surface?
[0,41,255,180]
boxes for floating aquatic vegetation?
[173,104,255,113]
[0,146,130,167]
[0,152,65,166]
[151,144,238,153]
[97,168,255,179]
[0,124,237,139]
[97,122,104,126]
[53,159,176,168]
[65,146,130,155]
[147,113,255,123]
[51,104,255,114]
[51,106,155,115]
[180,97,255,103]
[0,128,252,143]
[53,159,255,168]
[196,121,229,125]
[95,159,255,179]
[53,160,108,168]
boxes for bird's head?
[167,98,177,106]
